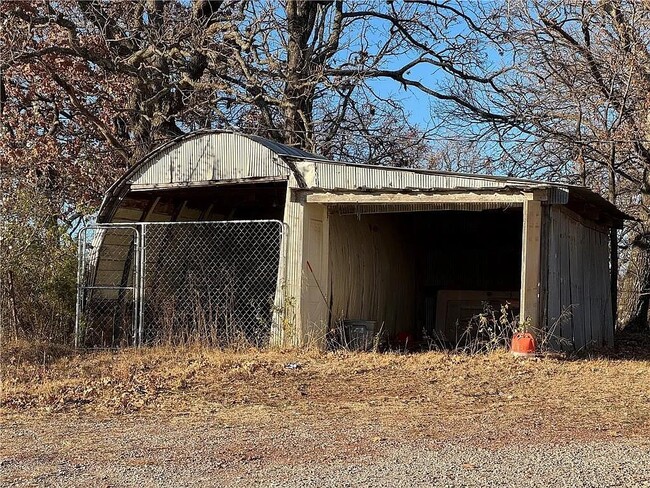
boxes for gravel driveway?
[2,414,649,487]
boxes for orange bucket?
[511,332,536,357]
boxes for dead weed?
[2,344,650,443]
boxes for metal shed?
[81,130,626,350]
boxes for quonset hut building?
[78,130,626,350]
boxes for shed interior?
[327,207,523,347]
[112,181,288,223]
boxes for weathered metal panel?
[568,216,585,348]
[312,162,517,192]
[546,186,570,204]
[119,129,550,195]
[247,134,322,159]
[278,180,305,347]
[545,206,612,349]
[545,206,562,348]
[328,213,417,338]
[130,133,292,186]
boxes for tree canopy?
[4,0,650,335]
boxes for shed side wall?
[328,214,416,337]
[278,188,304,347]
[545,206,613,349]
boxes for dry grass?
[2,337,650,445]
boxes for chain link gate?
[76,220,285,348]
[75,225,140,348]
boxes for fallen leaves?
[2,346,650,444]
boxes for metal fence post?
[131,226,140,347]
[138,223,146,347]
[74,228,87,349]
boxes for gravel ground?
[235,443,650,488]
[2,414,649,487]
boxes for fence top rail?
[78,224,141,237]
[85,219,284,228]
[82,286,138,290]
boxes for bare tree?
[399,0,650,329]
[1,1,501,193]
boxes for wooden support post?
[521,199,542,329]
[301,203,330,348]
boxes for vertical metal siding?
[312,162,508,192]
[278,174,305,347]
[328,213,417,337]
[544,206,613,349]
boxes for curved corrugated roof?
[98,130,324,220]
[97,129,629,225]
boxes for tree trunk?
[283,0,318,150]
[620,236,650,331]
[608,149,618,326]
[620,178,650,331]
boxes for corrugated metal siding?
[130,133,291,186]
[312,162,513,192]
[328,202,523,215]
[247,134,322,159]
[328,213,416,337]
[277,175,305,347]
[544,206,612,349]
[546,186,570,204]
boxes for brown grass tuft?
[2,341,650,444]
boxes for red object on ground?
[396,332,411,343]
[511,332,536,357]
[396,332,415,350]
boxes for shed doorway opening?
[328,207,523,348]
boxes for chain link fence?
[76,220,285,348]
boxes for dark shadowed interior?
[327,208,523,346]
[110,182,288,223]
